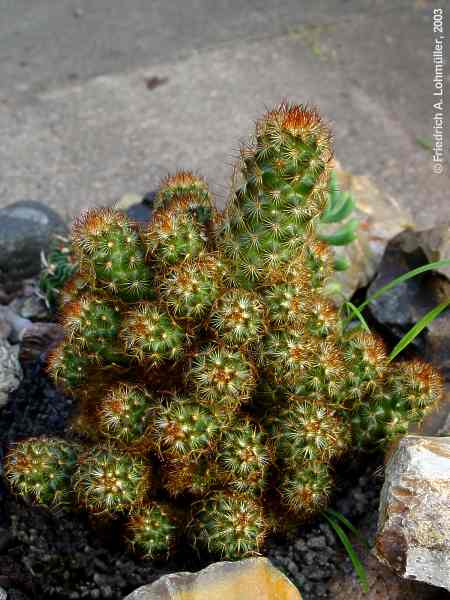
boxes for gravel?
[267,467,383,598]
[0,361,384,599]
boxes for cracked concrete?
[1,1,448,225]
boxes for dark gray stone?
[125,202,154,226]
[367,228,450,375]
[0,201,68,293]
[114,191,154,225]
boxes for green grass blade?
[344,301,371,333]
[319,218,358,246]
[323,513,369,593]
[388,298,450,362]
[357,259,450,314]
[324,508,370,550]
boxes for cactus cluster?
[5,103,443,562]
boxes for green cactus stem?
[98,383,156,445]
[190,492,268,559]
[4,437,81,508]
[40,236,78,308]
[155,171,212,213]
[217,420,270,495]
[127,502,180,558]
[74,446,151,513]
[120,302,186,365]
[279,460,333,516]
[270,397,351,464]
[62,295,123,362]
[145,209,208,267]
[47,342,92,390]
[159,255,223,320]
[151,397,221,459]
[210,289,265,347]
[221,103,332,283]
[190,345,256,410]
[72,208,153,301]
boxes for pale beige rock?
[114,193,143,212]
[123,557,302,600]
[414,224,450,280]
[376,435,450,591]
[329,551,438,600]
[329,162,413,301]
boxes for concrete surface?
[0,0,448,225]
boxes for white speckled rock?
[0,337,22,408]
[375,435,450,591]
[123,557,302,600]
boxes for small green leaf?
[321,193,355,224]
[324,508,370,550]
[344,301,371,333]
[321,171,341,220]
[319,219,358,246]
[416,136,433,151]
[388,298,450,362]
[333,256,351,271]
[323,513,369,593]
[357,259,450,314]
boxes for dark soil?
[0,361,390,600]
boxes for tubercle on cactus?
[74,445,151,513]
[279,460,333,515]
[189,492,269,559]
[189,345,257,409]
[209,289,266,348]
[120,302,187,365]
[150,397,222,459]
[4,102,445,562]
[145,207,208,267]
[126,501,181,559]
[97,382,157,445]
[62,294,123,361]
[155,171,212,212]
[72,208,153,301]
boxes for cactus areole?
[5,103,443,561]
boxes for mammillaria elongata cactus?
[5,103,443,561]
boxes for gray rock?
[19,322,64,363]
[0,337,22,408]
[8,286,49,321]
[0,305,32,343]
[413,225,450,280]
[375,435,450,592]
[114,192,154,225]
[0,200,68,293]
[123,557,302,600]
[367,228,448,337]
[366,228,450,431]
